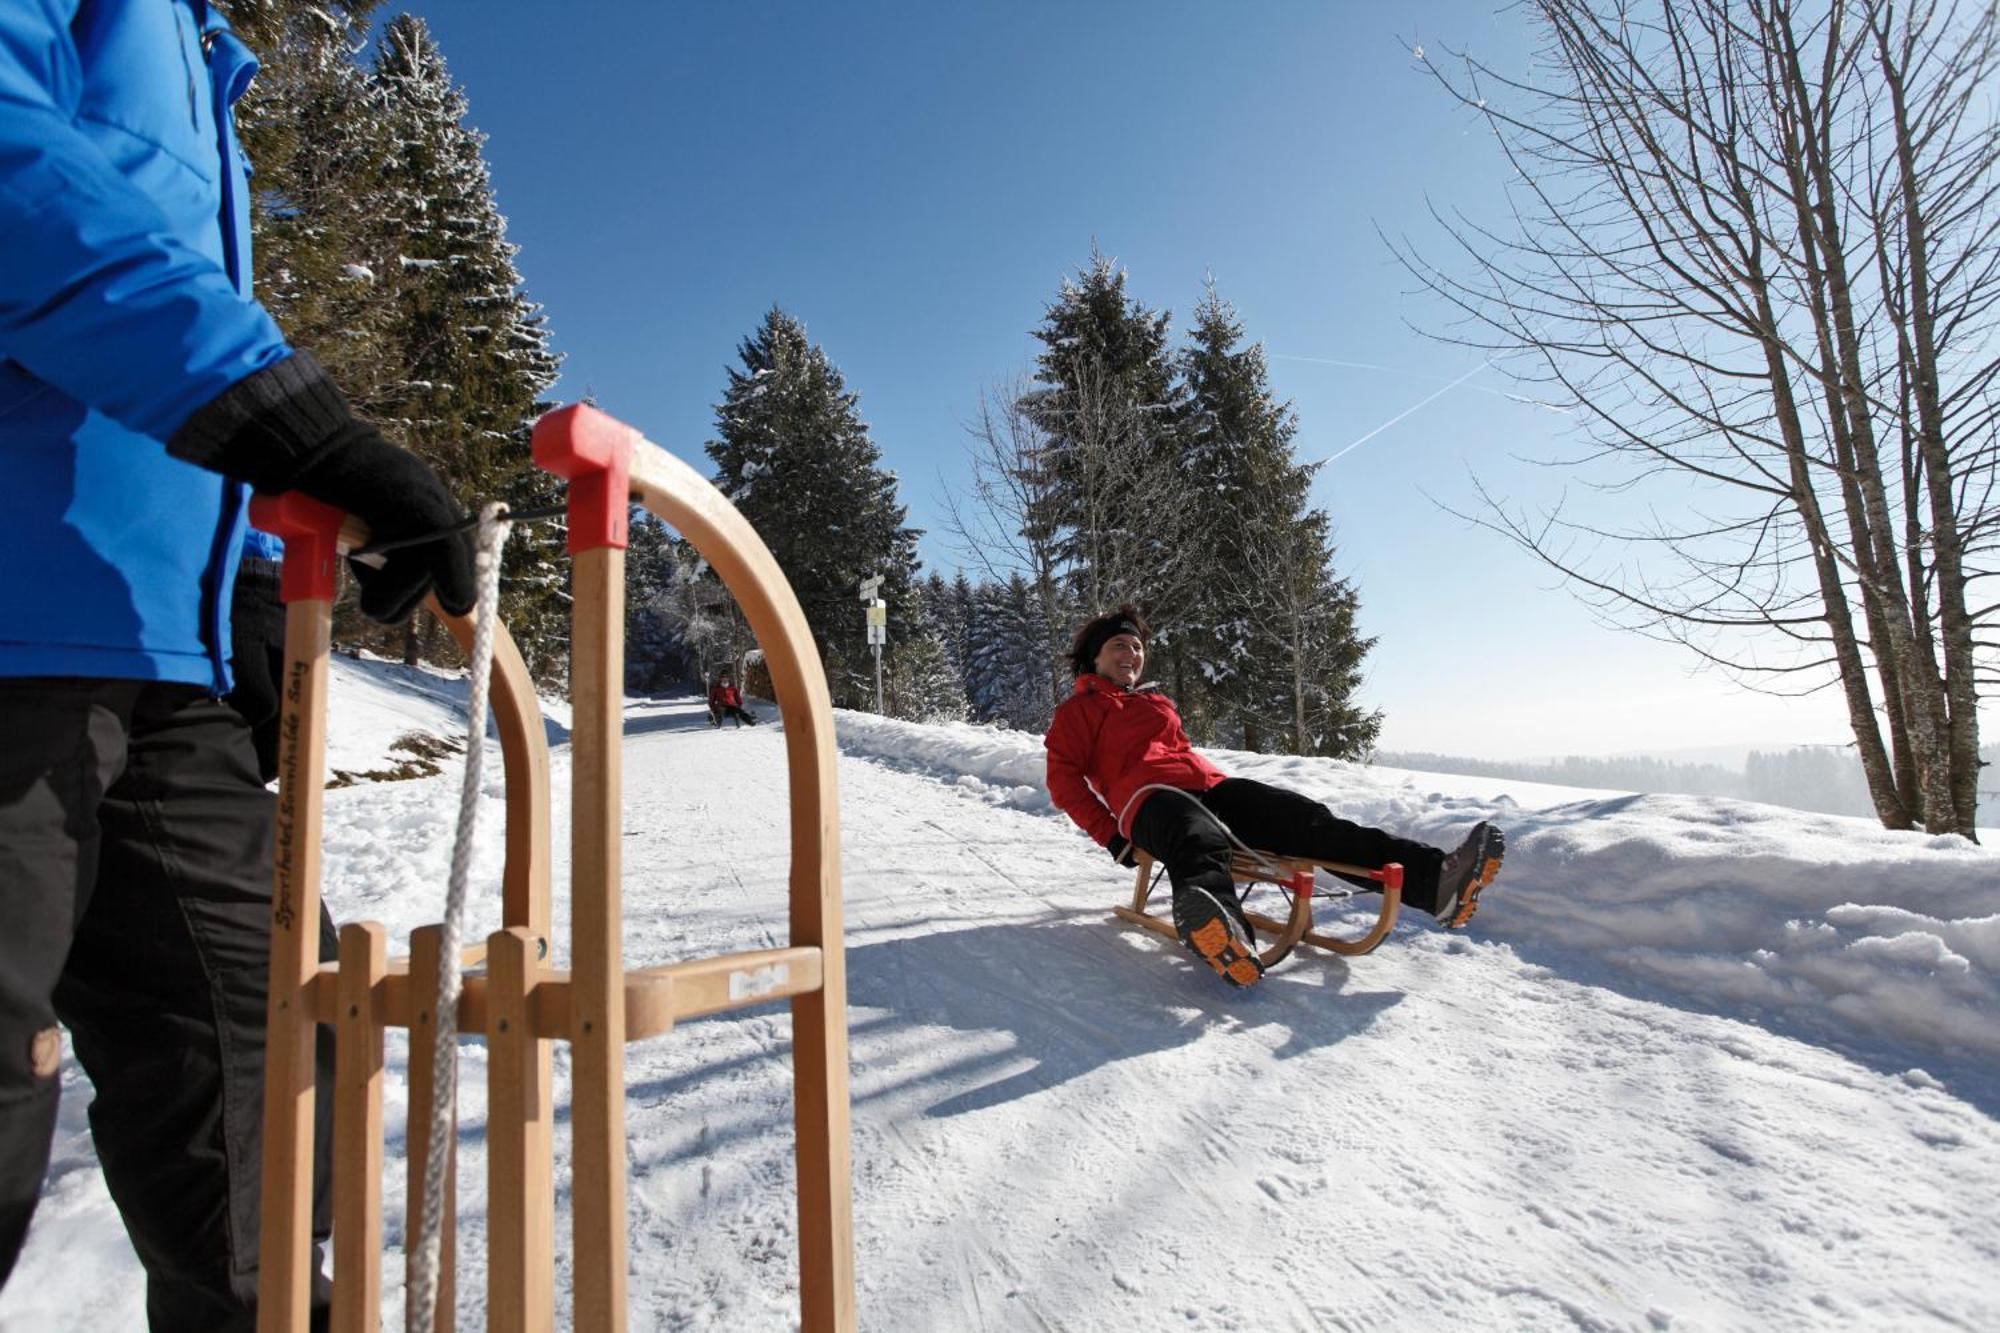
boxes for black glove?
[1107,834,1138,868]
[169,351,475,623]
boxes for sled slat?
[305,946,825,1039]
[405,926,456,1333]
[331,923,387,1333]
[487,926,554,1333]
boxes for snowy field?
[6,656,1997,1330]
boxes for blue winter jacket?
[0,0,294,690]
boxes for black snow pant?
[0,678,335,1331]
[712,704,757,727]
[1128,777,1449,918]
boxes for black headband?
[1083,616,1144,664]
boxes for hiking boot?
[1171,884,1264,988]
[1433,822,1505,928]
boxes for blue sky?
[383,1,1873,760]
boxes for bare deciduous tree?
[641,545,755,689]
[938,379,1074,715]
[1037,354,1203,623]
[1396,0,1998,836]
[945,363,1204,706]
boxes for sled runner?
[1114,850,1403,969]
[253,403,854,1333]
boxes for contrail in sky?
[1271,352,1523,401]
[1316,360,1491,465]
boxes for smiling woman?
[1045,604,1506,988]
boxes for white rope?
[408,503,511,1333]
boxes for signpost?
[859,577,885,713]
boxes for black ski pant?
[1128,777,1448,917]
[0,678,335,1331]
[712,704,757,727]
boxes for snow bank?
[322,652,571,779]
[832,709,2000,1078]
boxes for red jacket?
[709,682,742,709]
[1044,673,1227,848]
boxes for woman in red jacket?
[707,669,759,728]
[1045,606,1504,988]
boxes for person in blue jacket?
[0,3,476,1327]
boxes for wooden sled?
[253,402,855,1333]
[1113,850,1403,970]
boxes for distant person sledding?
[708,668,760,728]
[1045,605,1505,988]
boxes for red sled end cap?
[250,491,346,603]
[532,404,636,552]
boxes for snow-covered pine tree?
[918,572,968,684]
[1020,249,1205,729]
[490,306,568,683]
[624,510,682,692]
[948,564,988,704]
[705,307,921,710]
[885,630,970,724]
[226,1,401,403]
[365,16,568,678]
[962,577,1007,724]
[1178,279,1371,751]
[947,569,981,710]
[1269,512,1380,758]
[965,574,1055,729]
[894,573,972,724]
[1020,249,1196,621]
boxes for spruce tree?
[367,16,568,678]
[885,630,969,724]
[948,569,980,710]
[624,510,682,691]
[918,571,970,685]
[1257,512,1381,757]
[1020,249,1197,622]
[227,1,400,401]
[965,574,1054,729]
[961,578,999,723]
[1019,249,1209,738]
[1181,281,1306,745]
[228,7,569,679]
[705,308,921,710]
[1180,281,1378,756]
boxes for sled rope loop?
[409,503,512,1333]
[1116,783,1292,881]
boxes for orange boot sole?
[1446,852,1504,928]
[1185,916,1265,988]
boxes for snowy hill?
[8,657,1997,1330]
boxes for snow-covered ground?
[7,657,1997,1330]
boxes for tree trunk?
[1875,15,1984,838]
[1752,279,1911,828]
